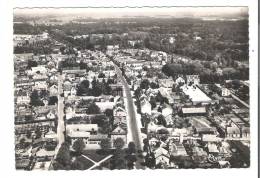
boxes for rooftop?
[181,85,212,103]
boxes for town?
[14,8,250,170]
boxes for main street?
[114,64,143,150]
[55,73,65,155]
[114,63,145,169]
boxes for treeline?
[162,62,249,84]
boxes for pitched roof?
[89,134,108,140]
[111,125,127,135]
[182,107,206,114]
[68,131,90,138]
[114,106,126,113]
[66,124,98,132]
[36,148,55,157]
[154,147,169,158]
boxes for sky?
[14,7,248,19]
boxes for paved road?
[230,93,249,108]
[114,64,145,169]
[114,65,143,150]
[56,74,65,148]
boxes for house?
[46,110,56,120]
[113,106,127,124]
[147,121,160,134]
[16,94,30,105]
[44,129,57,142]
[35,114,47,121]
[172,94,181,104]
[191,117,218,135]
[16,159,30,170]
[110,124,127,148]
[49,84,58,96]
[70,86,77,97]
[169,36,176,44]
[33,81,48,90]
[95,101,115,112]
[171,128,190,138]
[32,73,48,81]
[154,147,170,166]
[86,134,108,149]
[161,105,173,118]
[215,84,231,97]
[175,76,185,85]
[165,115,174,126]
[241,126,250,138]
[107,45,119,51]
[194,36,202,41]
[63,81,73,97]
[49,75,58,82]
[169,142,188,157]
[66,124,98,142]
[140,95,152,115]
[149,137,160,147]
[207,143,219,153]
[35,148,55,160]
[226,121,241,138]
[181,107,207,117]
[192,146,208,163]
[31,66,47,75]
[33,161,52,170]
[221,88,231,97]
[181,85,212,104]
[158,79,174,88]
[186,75,200,85]
[202,134,222,142]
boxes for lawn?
[75,156,95,170]
[82,149,112,162]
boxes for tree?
[77,80,90,96]
[126,154,137,163]
[27,60,38,69]
[157,128,169,134]
[86,103,101,114]
[150,82,159,89]
[134,87,141,98]
[157,114,167,127]
[30,90,44,106]
[104,108,113,118]
[113,138,125,150]
[145,153,156,168]
[150,96,157,110]
[40,90,48,98]
[71,158,84,170]
[103,83,112,95]
[72,139,86,155]
[155,92,163,103]
[91,115,107,126]
[104,108,114,125]
[35,127,42,139]
[48,96,58,105]
[26,130,31,138]
[20,138,26,145]
[140,79,150,90]
[128,142,136,154]
[100,138,111,152]
[81,80,90,88]
[98,72,106,78]
[55,142,71,169]
[91,115,110,134]
[113,158,125,170]
[91,86,102,96]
